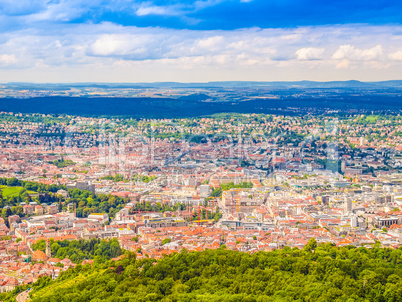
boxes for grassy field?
[0,185,37,198]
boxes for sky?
[1,0,402,82]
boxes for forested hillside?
[2,240,402,302]
[32,238,123,264]
[1,93,402,118]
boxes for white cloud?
[194,0,225,10]
[134,0,224,17]
[21,1,104,22]
[335,59,349,69]
[135,4,180,17]
[88,35,131,56]
[87,34,153,58]
[295,47,325,60]
[332,44,384,61]
[0,24,402,81]
[389,50,402,61]
[0,54,17,65]
[197,36,223,48]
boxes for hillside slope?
[2,241,402,302]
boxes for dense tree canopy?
[2,240,402,302]
[0,178,65,225]
[67,188,128,219]
[220,182,253,191]
[49,158,76,168]
[32,238,123,264]
[0,177,65,193]
[0,178,129,221]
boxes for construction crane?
[235,188,241,213]
[198,205,201,226]
[232,195,235,215]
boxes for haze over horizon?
[1,1,402,82]
[3,79,402,86]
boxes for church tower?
[46,240,51,258]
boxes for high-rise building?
[344,198,352,214]
[322,195,329,205]
[351,215,358,227]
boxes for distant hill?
[1,80,402,117]
[0,93,401,117]
[5,80,402,89]
[177,93,213,101]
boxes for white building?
[200,185,211,198]
[87,213,109,224]
[344,198,352,214]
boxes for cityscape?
[0,110,401,299]
[1,0,402,301]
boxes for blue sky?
[0,0,402,82]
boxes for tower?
[46,240,51,258]
[344,198,352,215]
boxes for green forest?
[130,201,222,222]
[100,174,156,183]
[2,239,402,302]
[0,177,130,224]
[210,181,253,197]
[67,188,128,219]
[0,178,66,225]
[32,238,123,264]
[49,158,76,168]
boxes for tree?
[211,188,222,197]
[162,238,171,245]
[6,242,402,301]
[304,238,317,253]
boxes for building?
[200,185,211,198]
[222,189,240,207]
[56,189,69,199]
[67,181,95,193]
[318,195,329,205]
[341,161,346,173]
[87,213,109,225]
[35,205,44,215]
[344,198,352,214]
[31,250,48,262]
[67,203,75,213]
[351,215,358,228]
[23,204,34,215]
[144,216,187,228]
[8,215,20,225]
[47,204,58,215]
[46,240,51,258]
[374,217,400,228]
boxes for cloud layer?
[0,1,402,82]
